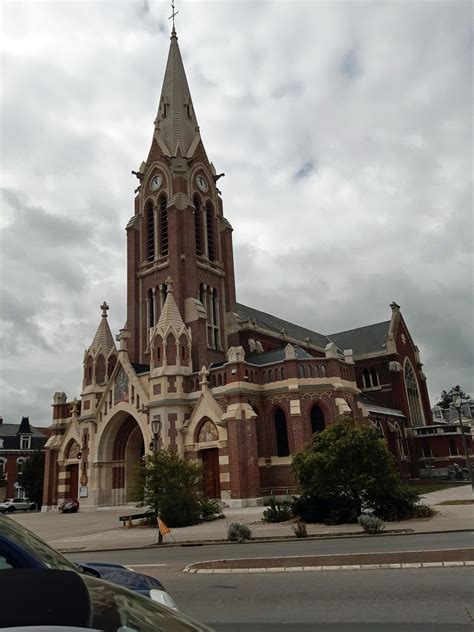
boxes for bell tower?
[126,25,236,371]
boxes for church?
[43,25,435,510]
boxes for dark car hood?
[83,561,165,592]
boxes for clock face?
[196,175,208,192]
[150,174,162,191]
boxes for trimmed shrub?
[200,497,225,522]
[262,498,293,523]
[358,514,385,534]
[293,519,308,538]
[227,522,252,542]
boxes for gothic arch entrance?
[97,413,145,506]
[196,419,220,499]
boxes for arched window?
[362,368,370,389]
[404,360,424,426]
[370,368,379,387]
[394,422,406,459]
[310,404,325,434]
[320,364,326,377]
[95,354,106,384]
[146,201,155,261]
[147,289,154,328]
[298,365,305,378]
[107,354,117,380]
[206,203,215,261]
[194,194,202,256]
[449,438,458,456]
[206,288,220,349]
[274,408,289,457]
[161,283,167,308]
[159,195,168,256]
[0,458,6,476]
[85,356,93,385]
[16,458,25,474]
[363,367,380,389]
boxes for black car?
[0,515,177,609]
[0,569,212,631]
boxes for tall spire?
[154,18,200,157]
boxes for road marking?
[125,563,167,569]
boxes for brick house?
[0,417,48,501]
[42,25,456,510]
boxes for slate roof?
[246,345,313,366]
[358,394,405,418]
[154,29,199,157]
[18,417,32,435]
[0,423,48,451]
[235,303,330,349]
[90,313,116,356]
[131,363,150,375]
[328,321,390,356]
[157,288,185,333]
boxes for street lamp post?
[451,393,474,492]
[151,419,161,453]
[150,419,163,544]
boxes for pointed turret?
[156,278,186,333]
[154,28,200,157]
[89,301,116,356]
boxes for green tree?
[17,451,45,508]
[292,418,421,523]
[134,449,203,528]
[435,385,471,409]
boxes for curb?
[183,560,474,574]
[58,528,474,555]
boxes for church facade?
[43,27,435,510]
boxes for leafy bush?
[409,503,436,519]
[227,522,252,542]
[134,450,203,528]
[358,514,385,534]
[292,494,359,525]
[200,497,225,522]
[293,519,308,538]
[371,487,413,521]
[292,418,422,523]
[262,498,293,523]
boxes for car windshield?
[0,517,78,572]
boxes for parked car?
[0,568,211,631]
[58,497,80,513]
[0,515,177,610]
[0,497,36,513]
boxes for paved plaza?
[10,485,473,552]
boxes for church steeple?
[154,27,200,158]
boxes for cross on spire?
[169,0,179,33]
[100,301,109,318]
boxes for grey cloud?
[0,1,472,425]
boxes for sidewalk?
[10,485,473,553]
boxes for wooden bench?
[119,511,154,528]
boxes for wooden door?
[68,464,79,499]
[201,448,220,499]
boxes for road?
[68,532,474,631]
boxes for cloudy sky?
[1,0,472,426]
